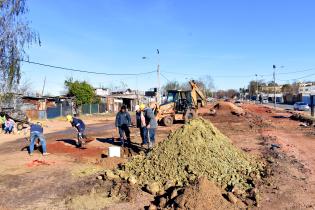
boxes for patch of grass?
[66,192,120,210]
[71,165,105,177]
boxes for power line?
[163,67,315,79]
[160,73,171,82]
[162,71,254,78]
[1,55,156,76]
[277,67,315,75]
[279,72,315,82]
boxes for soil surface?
[0,103,314,209]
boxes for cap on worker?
[139,104,145,110]
[135,105,140,111]
[66,115,73,122]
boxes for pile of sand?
[122,118,263,193]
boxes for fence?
[45,103,107,119]
[81,103,107,115]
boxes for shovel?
[147,129,152,150]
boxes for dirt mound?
[290,113,315,125]
[218,102,245,116]
[173,177,236,210]
[122,118,263,193]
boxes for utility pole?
[273,65,276,107]
[255,74,258,98]
[41,76,46,96]
[156,49,161,104]
[136,75,139,105]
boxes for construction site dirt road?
[0,102,314,209]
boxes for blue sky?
[22,0,315,95]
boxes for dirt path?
[0,117,174,209]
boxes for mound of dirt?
[218,102,245,116]
[173,177,237,210]
[290,113,315,125]
[121,118,263,194]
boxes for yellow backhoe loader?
[155,80,207,126]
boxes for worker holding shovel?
[66,115,86,148]
[140,103,158,149]
[28,121,49,156]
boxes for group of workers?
[2,103,157,156]
[115,103,157,148]
[0,112,15,134]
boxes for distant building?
[266,93,284,103]
[95,88,110,97]
[260,85,283,94]
[298,84,315,95]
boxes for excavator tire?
[184,109,197,123]
[163,116,174,127]
[17,123,24,131]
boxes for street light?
[142,49,161,104]
[273,65,284,107]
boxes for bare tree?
[200,75,215,97]
[0,0,40,97]
[162,81,181,94]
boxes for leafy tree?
[64,79,99,105]
[0,0,40,95]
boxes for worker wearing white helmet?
[140,103,158,149]
[135,104,146,146]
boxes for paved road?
[265,103,312,114]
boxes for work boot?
[76,141,81,148]
[121,139,125,147]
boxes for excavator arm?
[189,80,207,108]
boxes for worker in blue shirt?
[115,105,131,146]
[67,115,86,147]
[29,121,49,156]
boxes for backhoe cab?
[156,80,206,126]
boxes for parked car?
[0,107,29,130]
[262,99,269,104]
[293,102,310,111]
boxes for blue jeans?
[4,125,13,134]
[142,127,156,145]
[29,131,47,154]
